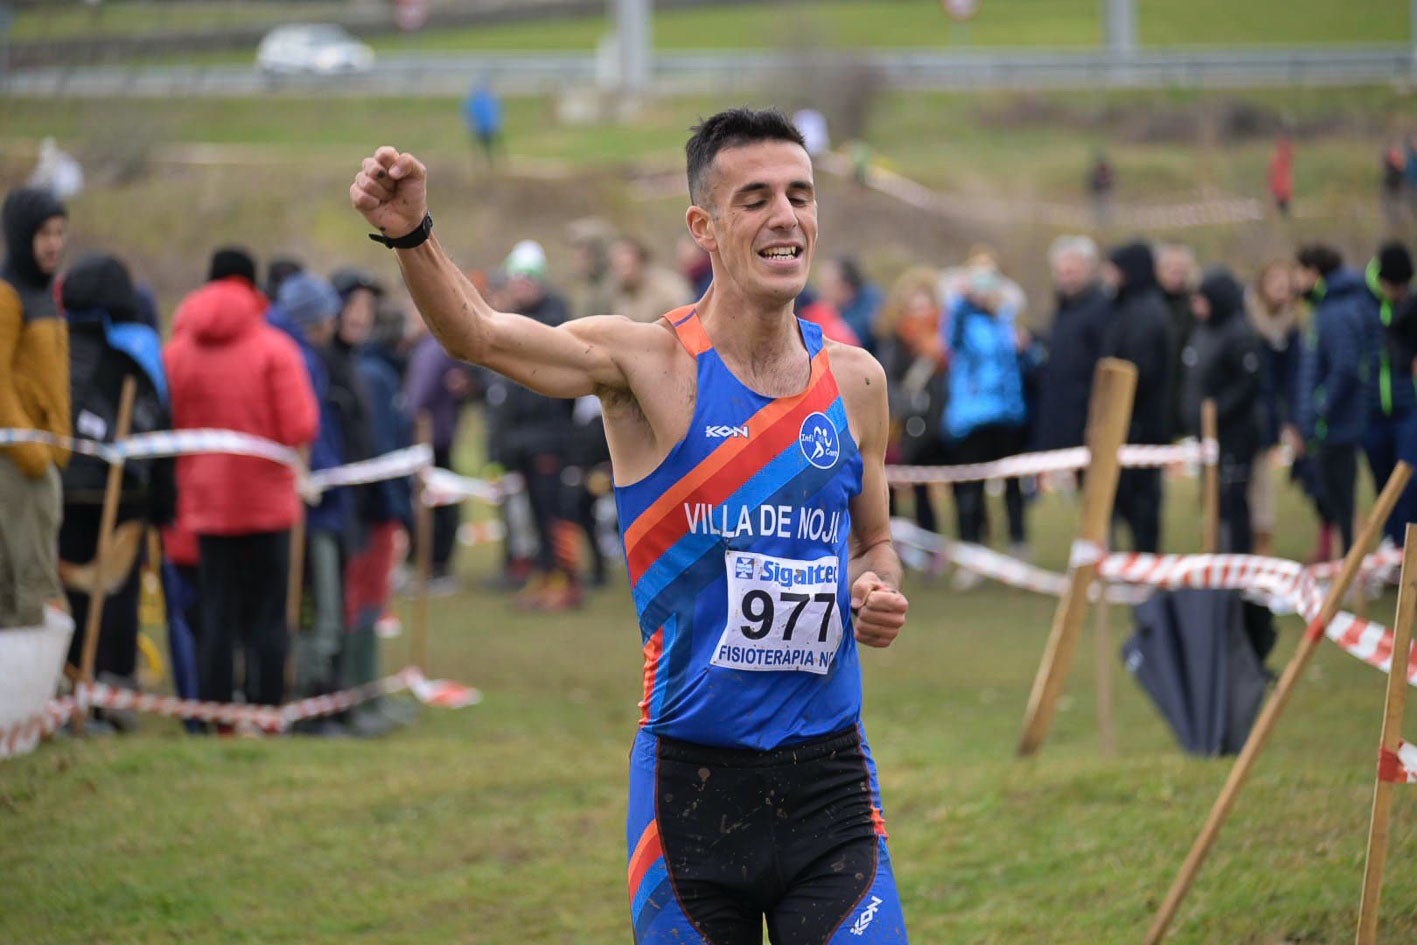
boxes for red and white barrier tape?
[1097,551,1307,605]
[0,696,78,761]
[457,519,507,547]
[1069,539,1107,570]
[887,447,1088,485]
[307,444,431,493]
[891,519,1417,685]
[0,667,480,761]
[889,520,1147,604]
[0,426,302,467]
[421,466,506,508]
[1119,439,1220,468]
[1093,547,1417,685]
[0,428,436,500]
[885,439,1217,486]
[118,428,303,467]
[1379,741,1417,784]
[6,426,1221,500]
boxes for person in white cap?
[484,241,583,611]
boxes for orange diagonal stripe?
[623,349,829,555]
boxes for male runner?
[351,107,910,945]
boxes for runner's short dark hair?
[685,108,806,210]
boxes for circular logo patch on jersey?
[799,412,841,469]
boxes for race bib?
[711,551,844,675]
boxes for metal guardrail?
[2,45,1412,97]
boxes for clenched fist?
[850,571,908,648]
[350,146,428,240]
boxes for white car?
[256,24,375,76]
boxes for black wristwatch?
[369,212,433,249]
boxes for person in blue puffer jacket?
[1295,244,1373,557]
[267,272,352,717]
[1359,242,1416,546]
[942,263,1038,566]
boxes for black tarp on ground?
[1121,588,1273,756]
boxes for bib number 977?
[739,590,837,642]
[712,551,844,675]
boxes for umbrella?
[1122,588,1271,756]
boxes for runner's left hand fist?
[851,572,907,648]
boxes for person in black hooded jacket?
[1180,266,1263,553]
[1101,240,1175,553]
[59,251,177,717]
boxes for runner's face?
[697,141,816,307]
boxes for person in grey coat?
[1031,235,1110,453]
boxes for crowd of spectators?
[3,167,1415,734]
[875,233,1417,590]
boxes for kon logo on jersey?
[706,424,749,439]
[850,896,884,936]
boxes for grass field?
[12,0,1411,49]
[3,468,1415,944]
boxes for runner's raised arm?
[349,146,636,399]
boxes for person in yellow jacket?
[0,187,70,628]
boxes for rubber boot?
[343,611,394,737]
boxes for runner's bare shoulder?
[821,341,888,443]
[822,341,886,400]
[563,312,691,391]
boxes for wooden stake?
[412,414,434,674]
[1018,358,1137,756]
[1354,522,1417,945]
[1094,587,1116,759]
[283,448,310,695]
[1353,506,1369,620]
[285,482,308,633]
[76,376,137,734]
[1201,399,1219,554]
[1144,462,1413,945]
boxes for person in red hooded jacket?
[163,247,318,713]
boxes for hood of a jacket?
[1,187,67,290]
[1198,267,1244,326]
[62,252,140,323]
[1109,241,1158,299]
[175,276,268,345]
[1323,266,1367,304]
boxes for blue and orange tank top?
[614,306,865,750]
